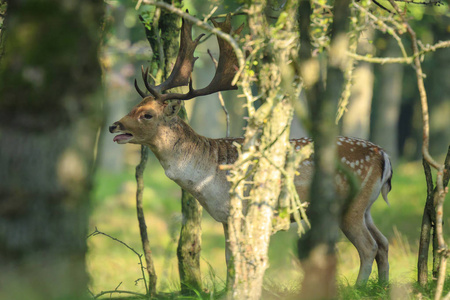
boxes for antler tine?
[134,78,146,98]
[134,66,156,99]
[158,14,242,102]
[141,66,159,98]
[206,14,243,91]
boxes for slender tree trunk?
[418,147,450,286]
[371,36,404,164]
[159,7,204,293]
[342,29,375,139]
[342,60,374,139]
[417,158,435,286]
[176,109,203,294]
[140,5,203,293]
[426,23,450,157]
[176,100,203,294]
[177,189,203,293]
[136,145,158,296]
[99,5,128,173]
[298,1,350,298]
[0,1,103,299]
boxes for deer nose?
[109,122,121,133]
[109,124,116,133]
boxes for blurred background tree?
[0,1,103,300]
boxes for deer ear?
[163,100,182,117]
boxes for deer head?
[109,14,243,146]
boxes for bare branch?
[394,0,443,5]
[93,289,146,299]
[88,228,150,294]
[348,40,450,64]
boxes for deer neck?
[146,118,239,223]
[147,117,217,183]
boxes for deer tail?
[380,151,393,206]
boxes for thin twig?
[93,289,146,299]
[203,6,218,23]
[88,228,149,295]
[394,0,443,4]
[135,0,143,10]
[353,1,408,59]
[373,0,392,12]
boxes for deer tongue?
[113,133,133,143]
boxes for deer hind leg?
[341,213,378,286]
[365,211,389,284]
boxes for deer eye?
[142,113,153,120]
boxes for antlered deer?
[109,16,392,285]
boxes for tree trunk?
[426,21,450,158]
[176,106,203,294]
[417,158,435,286]
[342,29,375,139]
[0,1,103,299]
[177,189,203,293]
[228,99,294,300]
[226,1,298,298]
[342,61,374,139]
[371,36,403,164]
[418,148,450,286]
[298,1,350,299]
[99,4,128,173]
[148,5,204,293]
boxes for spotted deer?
[109,16,392,285]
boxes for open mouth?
[113,133,133,144]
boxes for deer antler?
[136,13,242,102]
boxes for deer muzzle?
[109,122,134,144]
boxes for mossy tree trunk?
[159,6,203,294]
[418,147,450,286]
[297,1,351,299]
[176,189,203,293]
[140,3,203,294]
[0,1,103,299]
[226,0,300,298]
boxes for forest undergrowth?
[88,155,450,299]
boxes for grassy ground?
[87,153,450,299]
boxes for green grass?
[87,155,450,299]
